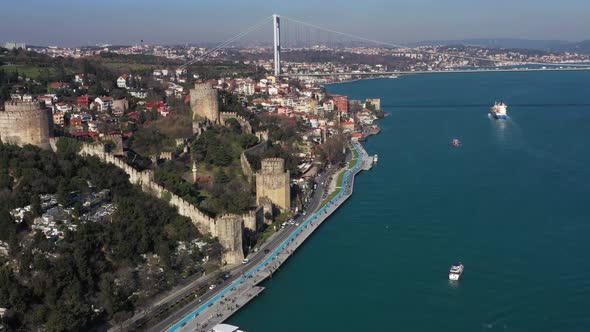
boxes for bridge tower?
[273,14,281,76]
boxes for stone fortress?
[190,82,253,135]
[190,82,220,128]
[0,101,53,150]
[52,137,264,265]
[256,158,291,211]
[0,89,289,265]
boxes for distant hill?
[407,38,569,50]
[407,38,590,54]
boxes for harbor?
[166,141,374,332]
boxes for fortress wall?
[219,112,253,134]
[255,130,269,142]
[240,140,268,182]
[72,139,249,261]
[100,134,125,156]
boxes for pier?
[166,141,373,332]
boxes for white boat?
[389,74,399,79]
[449,262,464,281]
[490,101,509,119]
[373,154,378,164]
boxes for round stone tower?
[256,158,291,211]
[190,83,219,130]
[0,101,52,150]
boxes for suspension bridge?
[179,14,590,77]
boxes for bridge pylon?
[273,14,281,76]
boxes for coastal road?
[145,165,336,332]
[167,142,369,331]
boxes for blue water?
[229,71,590,331]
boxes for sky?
[1,0,589,47]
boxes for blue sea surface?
[230,71,590,331]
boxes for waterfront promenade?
[166,141,373,332]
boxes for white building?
[117,75,128,89]
[130,89,147,99]
[94,96,113,112]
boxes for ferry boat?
[490,101,509,119]
[452,139,461,147]
[449,262,464,281]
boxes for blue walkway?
[168,143,364,332]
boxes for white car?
[242,258,249,264]
[209,284,216,290]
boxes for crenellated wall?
[255,130,269,142]
[240,140,267,183]
[219,112,252,134]
[58,138,251,265]
[0,101,52,150]
[100,134,125,156]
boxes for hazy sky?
[1,0,589,46]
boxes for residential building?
[117,75,128,89]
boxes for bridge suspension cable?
[180,15,273,69]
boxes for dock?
[168,142,373,332]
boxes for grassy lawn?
[102,61,155,71]
[319,146,360,209]
[1,65,55,79]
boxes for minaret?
[192,161,198,183]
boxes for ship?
[452,139,461,147]
[449,262,464,281]
[490,101,509,119]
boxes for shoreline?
[168,141,373,332]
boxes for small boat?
[449,262,464,281]
[373,154,378,164]
[452,139,461,147]
[490,101,509,119]
[389,74,399,79]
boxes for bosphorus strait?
[230,71,590,332]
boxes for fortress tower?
[0,101,52,150]
[215,215,245,265]
[190,83,219,130]
[256,158,291,211]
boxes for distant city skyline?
[1,0,589,47]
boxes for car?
[209,285,216,290]
[295,223,299,226]
[242,258,249,264]
[253,248,259,252]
